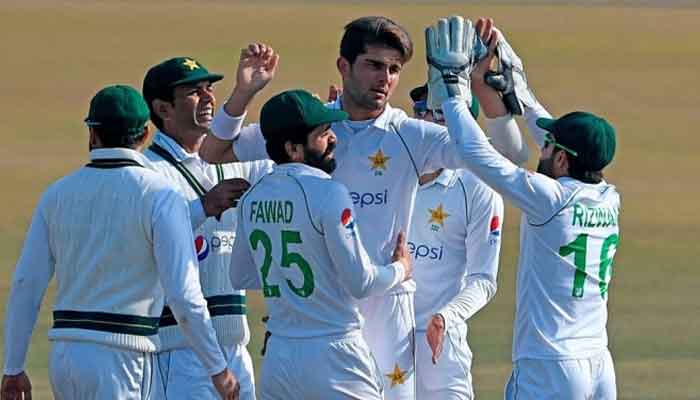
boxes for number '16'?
[559,233,619,298]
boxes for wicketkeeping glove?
[484,30,539,115]
[425,16,487,111]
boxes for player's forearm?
[3,219,53,374]
[522,100,552,149]
[437,274,496,330]
[486,115,529,166]
[354,261,405,298]
[201,106,246,163]
[153,195,227,375]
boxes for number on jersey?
[559,233,619,298]
[249,229,315,298]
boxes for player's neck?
[161,127,205,154]
[341,96,384,121]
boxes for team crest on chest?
[368,149,391,176]
[428,204,450,232]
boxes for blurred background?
[1,1,699,398]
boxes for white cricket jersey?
[229,163,405,338]
[145,132,272,350]
[3,148,226,376]
[442,99,621,361]
[410,169,503,330]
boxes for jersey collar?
[420,169,456,190]
[153,131,200,163]
[273,162,332,180]
[89,147,151,166]
[329,96,407,133]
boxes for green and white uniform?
[145,132,272,400]
[442,99,620,400]
[230,163,405,399]
[411,169,503,400]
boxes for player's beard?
[304,142,336,174]
[536,156,555,178]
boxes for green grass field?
[1,1,699,398]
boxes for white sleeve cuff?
[210,107,246,141]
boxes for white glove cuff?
[210,106,246,141]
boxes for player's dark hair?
[555,148,604,184]
[265,132,309,165]
[144,88,174,132]
[93,126,147,149]
[340,16,413,65]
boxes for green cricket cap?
[85,85,149,133]
[536,111,616,171]
[260,90,348,142]
[142,57,223,103]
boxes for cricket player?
[407,84,505,399]
[199,18,522,399]
[229,89,412,399]
[1,85,237,400]
[142,53,275,400]
[426,17,621,399]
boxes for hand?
[235,43,279,97]
[211,368,240,400]
[1,372,32,400]
[202,178,250,218]
[391,231,412,281]
[224,43,280,117]
[327,85,342,102]
[471,18,500,83]
[426,314,446,364]
[474,19,539,115]
[425,15,486,110]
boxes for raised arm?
[200,43,278,163]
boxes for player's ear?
[337,56,350,77]
[554,149,570,177]
[284,141,303,162]
[152,99,172,123]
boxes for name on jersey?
[407,241,444,260]
[250,200,294,224]
[572,203,618,228]
[350,189,388,208]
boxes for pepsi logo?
[195,235,210,261]
[490,215,500,235]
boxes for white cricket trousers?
[260,330,383,400]
[152,343,255,400]
[49,340,154,400]
[504,349,616,400]
[360,291,416,400]
[416,320,473,400]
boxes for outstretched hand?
[235,42,279,96]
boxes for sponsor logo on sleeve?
[341,208,356,237]
[195,235,210,261]
[489,215,501,245]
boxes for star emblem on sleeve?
[385,363,407,387]
[428,203,450,231]
[182,58,200,70]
